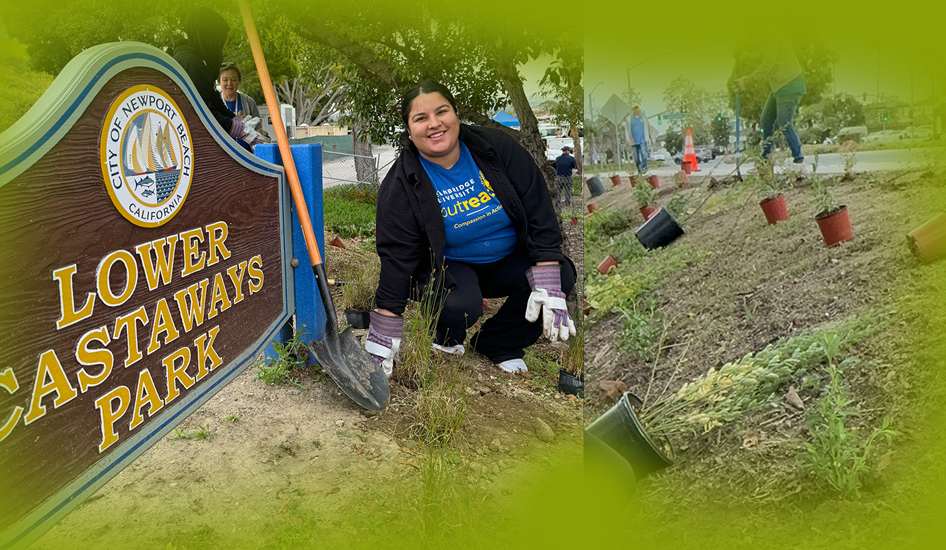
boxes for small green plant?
[666,193,688,217]
[339,254,380,312]
[256,329,310,387]
[194,425,211,440]
[561,323,583,378]
[616,297,662,361]
[809,153,840,215]
[222,414,238,422]
[841,150,857,180]
[402,270,469,447]
[171,428,191,440]
[754,154,782,199]
[800,334,898,498]
[632,181,657,209]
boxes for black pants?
[418,248,576,363]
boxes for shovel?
[238,0,389,411]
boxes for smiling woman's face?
[408,92,461,168]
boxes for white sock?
[432,343,465,356]
[496,358,528,373]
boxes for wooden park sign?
[0,42,309,548]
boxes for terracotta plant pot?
[587,201,598,214]
[628,175,637,187]
[570,217,578,225]
[597,254,618,275]
[344,309,371,329]
[648,174,660,189]
[585,392,675,479]
[610,174,622,187]
[640,205,658,220]
[681,162,692,175]
[815,205,854,247]
[759,194,789,225]
[907,213,946,263]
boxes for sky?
[583,2,943,121]
[585,38,941,120]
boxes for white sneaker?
[496,358,528,374]
[432,343,465,356]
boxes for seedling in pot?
[632,180,657,210]
[810,155,841,216]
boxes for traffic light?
[883,112,889,123]
[658,114,662,126]
[716,114,723,122]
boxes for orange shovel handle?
[238,0,323,268]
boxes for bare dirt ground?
[31,213,585,550]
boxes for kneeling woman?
[365,80,576,376]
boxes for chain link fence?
[290,136,398,188]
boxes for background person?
[173,7,264,151]
[218,62,260,118]
[734,39,807,164]
[630,105,647,172]
[555,146,577,206]
[365,79,577,377]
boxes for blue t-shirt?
[420,141,517,263]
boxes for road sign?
[662,112,686,121]
[600,94,630,126]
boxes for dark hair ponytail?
[400,79,458,125]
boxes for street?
[589,147,939,179]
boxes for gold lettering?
[148,298,180,354]
[53,264,95,329]
[96,250,138,307]
[179,228,205,277]
[163,347,193,404]
[75,326,114,393]
[226,261,248,305]
[205,221,231,267]
[172,279,210,332]
[247,255,264,294]
[114,306,149,368]
[129,369,163,430]
[24,350,78,425]
[135,236,178,291]
[94,385,131,452]
[194,326,222,381]
[207,273,232,319]
[0,368,24,443]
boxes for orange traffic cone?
[682,129,699,172]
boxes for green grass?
[256,329,311,388]
[523,347,561,392]
[323,184,377,237]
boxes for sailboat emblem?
[100,85,194,228]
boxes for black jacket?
[375,124,569,315]
[173,44,235,133]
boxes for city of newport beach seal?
[101,85,193,227]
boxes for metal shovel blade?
[308,324,390,411]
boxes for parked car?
[650,149,668,162]
[673,147,713,164]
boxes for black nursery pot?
[635,207,684,250]
[587,176,606,197]
[585,392,675,478]
[344,309,371,329]
[558,369,584,398]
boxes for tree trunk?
[569,118,582,171]
[492,51,560,215]
[352,117,378,186]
